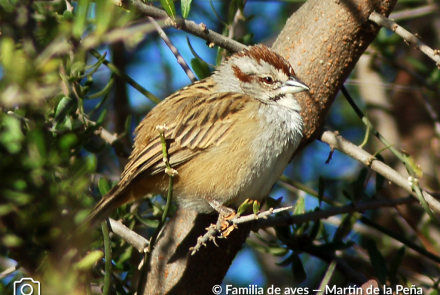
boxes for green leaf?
[237,198,253,216]
[291,254,307,283]
[98,178,111,196]
[228,0,238,24]
[342,190,353,201]
[252,200,260,215]
[333,214,357,242]
[95,0,115,35]
[318,176,325,207]
[0,204,14,216]
[190,58,211,80]
[53,96,77,130]
[407,56,429,74]
[115,246,133,266]
[389,246,405,284]
[63,10,74,21]
[59,134,78,151]
[0,0,15,13]
[73,0,90,39]
[3,234,23,247]
[160,0,176,19]
[0,115,24,154]
[353,168,368,201]
[293,197,305,215]
[316,260,337,295]
[365,239,388,285]
[139,218,159,228]
[402,150,423,178]
[311,241,354,253]
[268,245,288,257]
[75,250,104,270]
[85,154,97,172]
[247,239,270,253]
[236,0,245,12]
[309,218,321,240]
[4,190,32,205]
[181,0,192,18]
[96,109,107,126]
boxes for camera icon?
[13,278,40,295]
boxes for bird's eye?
[262,76,274,84]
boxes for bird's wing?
[118,90,253,189]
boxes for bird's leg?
[208,200,237,237]
[208,200,236,220]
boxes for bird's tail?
[86,184,128,227]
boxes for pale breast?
[174,99,303,213]
[231,101,303,207]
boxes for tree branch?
[369,11,440,67]
[319,130,440,213]
[131,0,245,53]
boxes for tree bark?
[143,0,397,293]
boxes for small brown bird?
[88,44,309,226]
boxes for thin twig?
[131,0,246,53]
[227,0,246,41]
[148,17,197,82]
[77,113,132,157]
[101,220,112,295]
[254,197,414,230]
[320,129,440,214]
[253,195,440,265]
[108,218,149,253]
[389,4,439,21]
[88,49,161,104]
[340,86,440,223]
[0,264,18,279]
[369,11,440,67]
[189,206,293,255]
[233,206,292,225]
[81,21,162,51]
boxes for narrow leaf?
[309,218,321,240]
[293,197,305,215]
[75,250,104,270]
[333,214,357,242]
[73,0,90,39]
[98,178,111,196]
[190,58,211,80]
[160,0,176,19]
[318,176,325,207]
[181,0,192,18]
[365,239,388,285]
[316,260,337,295]
[253,200,260,215]
[389,246,405,284]
[291,254,307,283]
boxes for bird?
[87,44,309,227]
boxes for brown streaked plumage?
[87,45,309,226]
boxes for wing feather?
[118,88,254,191]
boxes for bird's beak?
[281,77,310,94]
